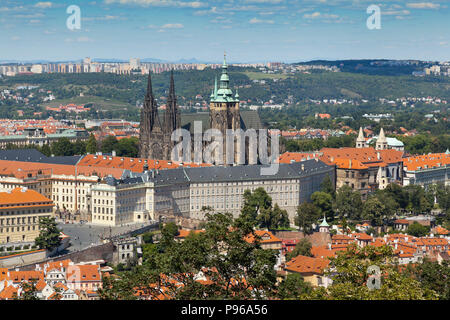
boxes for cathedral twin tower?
[139,70,180,160]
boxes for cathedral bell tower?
[209,54,241,164]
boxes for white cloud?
[384,10,411,16]
[303,12,321,19]
[406,2,440,9]
[160,23,184,28]
[14,13,45,19]
[35,2,53,9]
[303,12,339,19]
[244,0,282,3]
[66,37,94,43]
[104,0,206,8]
[83,15,124,21]
[249,17,274,24]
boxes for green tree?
[101,135,119,154]
[158,222,179,253]
[14,280,39,300]
[257,203,290,230]
[435,183,450,214]
[116,137,139,158]
[72,139,87,155]
[409,259,450,300]
[86,134,98,154]
[294,202,321,235]
[241,188,272,225]
[240,188,289,230]
[40,144,52,157]
[335,185,363,221]
[34,217,62,250]
[301,243,438,300]
[362,196,386,226]
[277,273,312,299]
[286,238,313,261]
[406,222,430,237]
[51,138,74,156]
[320,174,336,199]
[99,212,278,300]
[311,191,334,222]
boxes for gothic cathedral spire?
[165,70,179,135]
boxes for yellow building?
[0,188,54,246]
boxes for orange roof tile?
[284,255,329,275]
[0,284,18,300]
[66,265,101,282]
[277,152,319,164]
[320,147,404,166]
[77,154,211,173]
[403,153,450,171]
[8,270,44,283]
[0,188,52,206]
[245,230,282,244]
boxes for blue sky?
[0,0,449,62]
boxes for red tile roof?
[0,188,52,206]
[403,153,450,171]
[285,255,329,275]
[77,154,211,173]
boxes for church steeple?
[376,128,388,150]
[356,127,367,148]
[165,70,179,134]
[211,53,238,103]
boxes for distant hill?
[295,59,432,76]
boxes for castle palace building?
[139,56,264,164]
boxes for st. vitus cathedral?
[139,56,264,163]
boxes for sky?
[0,0,449,63]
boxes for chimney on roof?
[377,152,380,160]
[349,159,352,169]
[112,150,116,157]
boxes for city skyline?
[0,0,449,62]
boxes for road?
[58,221,157,252]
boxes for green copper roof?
[211,55,238,103]
[319,215,329,227]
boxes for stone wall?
[0,249,48,269]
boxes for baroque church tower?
[139,71,179,160]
